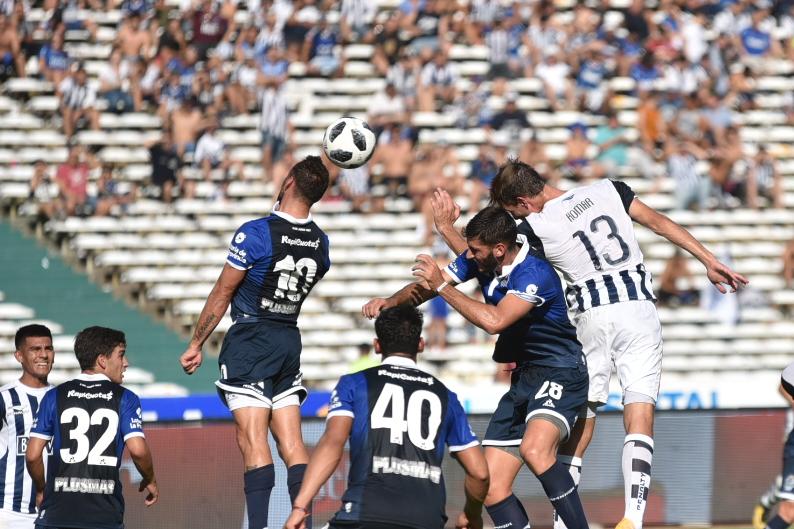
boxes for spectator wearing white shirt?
[58,63,99,139]
[367,84,406,132]
[340,0,375,43]
[417,50,457,111]
[259,82,290,182]
[386,52,419,110]
[99,48,136,113]
[682,12,708,64]
[535,50,573,111]
[194,119,243,186]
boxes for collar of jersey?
[75,373,111,382]
[272,209,313,225]
[381,355,423,370]
[496,239,531,279]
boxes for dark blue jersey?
[327,357,478,529]
[226,211,331,325]
[444,241,584,368]
[30,374,144,529]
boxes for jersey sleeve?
[226,221,271,270]
[783,362,794,400]
[120,390,145,442]
[506,261,548,306]
[30,388,56,441]
[609,180,636,212]
[327,374,358,419]
[445,390,478,452]
[444,251,477,285]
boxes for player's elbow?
[482,318,506,336]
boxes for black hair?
[374,306,423,356]
[290,155,329,205]
[490,158,546,205]
[464,206,518,246]
[74,326,126,371]
[15,324,53,350]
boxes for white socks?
[622,434,654,529]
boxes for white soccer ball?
[322,116,377,169]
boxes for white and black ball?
[322,117,377,169]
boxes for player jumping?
[761,363,794,529]
[364,207,590,529]
[180,155,331,529]
[433,159,748,529]
[284,305,489,529]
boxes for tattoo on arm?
[193,313,218,344]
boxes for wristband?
[436,281,449,293]
[292,505,311,515]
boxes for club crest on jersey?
[235,232,246,244]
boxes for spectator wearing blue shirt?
[630,51,660,92]
[740,9,779,59]
[468,144,498,211]
[303,17,343,77]
[575,49,609,112]
[38,32,70,85]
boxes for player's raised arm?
[432,188,468,255]
[180,263,246,374]
[284,416,353,529]
[627,198,749,293]
[413,254,534,335]
[361,279,444,319]
[126,437,159,506]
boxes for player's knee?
[236,425,268,456]
[519,441,555,474]
[779,500,794,523]
[485,481,513,506]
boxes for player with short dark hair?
[364,207,590,529]
[284,306,489,529]
[180,155,331,529]
[0,325,55,529]
[762,363,794,529]
[26,326,158,529]
[433,159,748,529]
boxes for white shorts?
[223,391,301,412]
[0,509,36,529]
[572,300,663,407]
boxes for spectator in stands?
[464,0,503,45]
[28,160,64,221]
[623,0,651,42]
[563,122,593,181]
[0,13,24,80]
[157,66,189,119]
[710,125,744,206]
[50,0,98,41]
[682,11,708,65]
[535,50,573,111]
[170,97,203,157]
[347,343,378,374]
[427,247,451,352]
[38,31,70,85]
[468,144,498,212]
[485,19,511,96]
[194,119,243,191]
[386,51,419,110]
[637,91,667,158]
[191,0,229,60]
[574,48,609,113]
[367,83,406,134]
[58,63,100,139]
[302,15,344,78]
[630,50,661,92]
[739,8,781,64]
[371,13,408,76]
[116,12,153,63]
[488,93,530,144]
[99,48,136,113]
[418,50,457,111]
[667,139,711,211]
[746,145,783,209]
[91,165,133,217]
[657,249,698,307]
[147,130,184,203]
[369,122,413,199]
[226,51,261,114]
[593,112,631,177]
[258,80,290,182]
[56,145,91,216]
[701,91,733,147]
[259,44,289,84]
[519,132,557,183]
[783,239,794,289]
[727,63,757,112]
[671,93,705,146]
[340,0,376,44]
[282,0,321,62]
[338,165,371,213]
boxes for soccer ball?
[322,117,377,169]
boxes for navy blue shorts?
[216,321,307,408]
[780,428,794,500]
[483,363,588,446]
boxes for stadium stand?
[1,0,794,394]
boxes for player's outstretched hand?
[432,188,461,230]
[284,508,308,529]
[706,259,749,294]
[412,254,444,291]
[180,345,203,375]
[362,298,390,319]
[139,478,159,507]
[456,511,483,529]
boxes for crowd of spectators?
[2,0,793,219]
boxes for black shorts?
[483,363,588,446]
[215,321,307,409]
[780,428,794,500]
[329,521,429,529]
